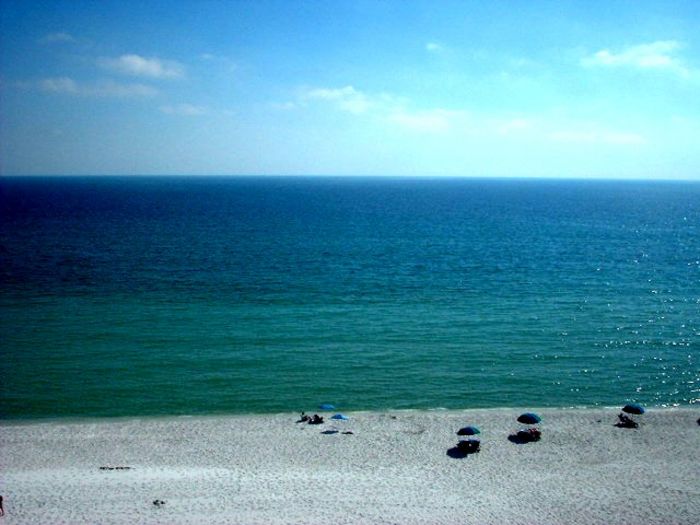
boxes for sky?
[1,0,699,178]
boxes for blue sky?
[1,0,699,178]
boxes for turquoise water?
[1,176,698,419]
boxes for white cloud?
[426,42,443,53]
[160,103,207,116]
[98,54,185,79]
[582,41,688,75]
[302,85,372,114]
[92,80,158,97]
[40,32,76,44]
[299,85,460,133]
[295,84,649,146]
[270,101,298,111]
[497,118,532,135]
[199,53,238,72]
[388,109,456,133]
[549,129,646,145]
[39,77,158,97]
[40,77,79,93]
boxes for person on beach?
[617,413,638,428]
[0,495,4,516]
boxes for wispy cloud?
[298,85,461,133]
[98,54,185,79]
[40,77,79,93]
[426,42,444,53]
[40,32,76,44]
[301,85,374,114]
[548,129,646,145]
[160,103,207,116]
[490,115,646,146]
[199,53,238,73]
[39,77,158,97]
[295,84,648,144]
[582,40,689,75]
[496,118,533,135]
[388,109,457,133]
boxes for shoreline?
[2,403,695,426]
[2,407,699,524]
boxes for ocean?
[1,176,698,419]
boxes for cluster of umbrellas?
[315,402,646,449]
[455,412,544,452]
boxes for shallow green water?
[1,177,698,419]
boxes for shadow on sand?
[507,434,531,445]
[446,444,482,458]
[446,446,470,459]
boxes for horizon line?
[2,173,700,182]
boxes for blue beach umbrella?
[517,413,542,425]
[457,425,481,436]
[319,403,335,411]
[331,414,349,420]
[622,403,645,415]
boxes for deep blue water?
[1,176,698,419]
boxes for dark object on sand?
[0,495,4,517]
[616,413,639,428]
[308,414,324,425]
[297,412,310,423]
[622,403,645,415]
[153,500,166,507]
[457,425,481,436]
[517,413,542,425]
[516,428,542,442]
[99,466,131,470]
[456,439,481,454]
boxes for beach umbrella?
[457,425,481,436]
[331,414,349,420]
[517,413,542,425]
[319,403,335,411]
[622,403,645,415]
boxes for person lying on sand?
[297,412,310,423]
[308,414,324,425]
[617,413,638,428]
[516,428,542,442]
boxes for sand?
[1,407,699,524]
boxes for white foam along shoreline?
[1,407,699,524]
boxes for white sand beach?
[1,408,699,524]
